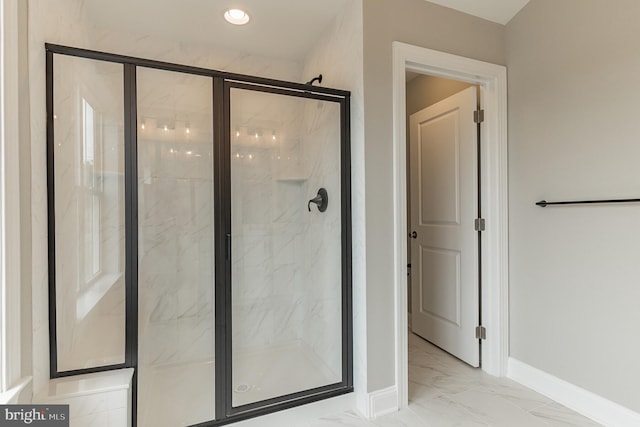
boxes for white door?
[409,86,479,367]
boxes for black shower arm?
[305,74,323,86]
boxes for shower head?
[305,74,323,86]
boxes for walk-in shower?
[46,44,352,426]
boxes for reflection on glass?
[82,99,101,284]
[53,55,126,371]
[137,67,215,427]
[230,88,342,407]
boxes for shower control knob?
[410,231,417,239]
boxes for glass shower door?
[137,67,215,426]
[228,84,345,410]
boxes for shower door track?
[45,43,353,427]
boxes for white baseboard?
[508,358,640,427]
[356,386,398,419]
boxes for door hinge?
[475,326,486,340]
[474,109,485,124]
[474,218,486,232]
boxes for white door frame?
[392,42,509,408]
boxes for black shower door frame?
[213,80,353,424]
[45,44,353,427]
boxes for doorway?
[407,79,480,367]
[392,42,509,409]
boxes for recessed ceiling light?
[224,8,250,25]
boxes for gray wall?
[406,75,473,116]
[506,0,640,412]
[362,0,505,392]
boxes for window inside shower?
[46,44,352,427]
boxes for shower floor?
[138,359,215,427]
[232,343,339,407]
[138,343,339,427]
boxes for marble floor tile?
[408,395,489,426]
[235,332,602,427]
[408,379,443,403]
[373,407,436,427]
[309,410,376,427]
[405,333,602,426]
[528,402,603,427]
[474,378,553,412]
[449,389,549,427]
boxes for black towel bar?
[536,198,640,207]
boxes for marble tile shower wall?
[137,141,215,366]
[30,0,304,388]
[230,85,344,383]
[231,91,309,353]
[297,0,364,383]
[300,99,343,379]
[302,1,367,391]
[137,70,215,368]
[90,11,312,366]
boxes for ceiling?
[84,0,350,62]
[84,0,529,64]
[424,0,530,25]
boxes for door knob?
[410,231,417,239]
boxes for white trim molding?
[509,358,640,427]
[357,386,398,419]
[392,41,509,408]
[0,0,23,394]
